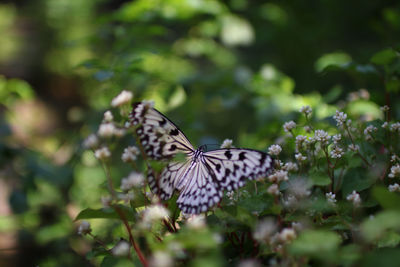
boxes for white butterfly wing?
[203,148,274,192]
[130,102,194,159]
[176,160,223,214]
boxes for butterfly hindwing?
[203,148,274,191]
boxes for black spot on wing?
[170,129,179,136]
[239,151,246,160]
[224,150,232,159]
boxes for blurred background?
[0,0,399,266]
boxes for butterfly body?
[130,101,274,214]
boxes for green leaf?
[309,169,331,186]
[360,248,400,267]
[372,186,400,211]
[341,168,375,196]
[361,210,400,242]
[386,78,400,93]
[289,230,341,259]
[371,48,398,65]
[75,205,136,221]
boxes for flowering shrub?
[78,90,400,266]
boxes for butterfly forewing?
[130,101,274,214]
[130,102,194,160]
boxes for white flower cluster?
[268,144,282,156]
[348,144,359,152]
[111,240,130,257]
[282,162,298,172]
[346,190,361,207]
[388,183,400,192]
[299,105,312,116]
[83,134,99,149]
[330,146,344,159]
[295,153,307,162]
[267,184,280,196]
[314,129,330,145]
[141,205,170,228]
[380,105,390,112]
[94,147,111,160]
[268,170,289,183]
[325,192,337,204]
[252,218,277,243]
[388,164,400,178]
[121,146,140,162]
[283,121,296,132]
[295,135,307,151]
[185,214,206,229]
[111,90,133,107]
[333,110,347,126]
[149,251,173,267]
[220,139,234,148]
[390,122,400,132]
[77,220,91,235]
[332,134,341,144]
[120,171,145,191]
[364,125,377,140]
[103,110,114,122]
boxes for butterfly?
[129,101,274,214]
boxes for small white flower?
[303,125,312,133]
[121,146,140,162]
[388,164,400,178]
[288,178,311,198]
[268,170,289,183]
[77,220,91,235]
[149,251,173,267]
[382,122,389,129]
[299,106,312,116]
[333,110,347,126]
[277,228,297,243]
[364,125,378,136]
[391,154,399,163]
[332,134,341,144]
[295,153,307,162]
[111,90,133,107]
[268,144,282,156]
[389,183,400,192]
[283,162,298,172]
[346,190,361,207]
[94,147,111,160]
[380,105,390,112]
[253,218,277,243]
[330,146,344,159]
[326,192,337,204]
[314,129,330,145]
[267,184,280,196]
[121,171,145,191]
[283,121,296,132]
[390,122,400,132]
[83,134,99,149]
[348,144,359,152]
[185,214,206,229]
[98,123,117,138]
[103,110,114,122]
[220,139,234,148]
[111,240,130,257]
[142,205,170,226]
